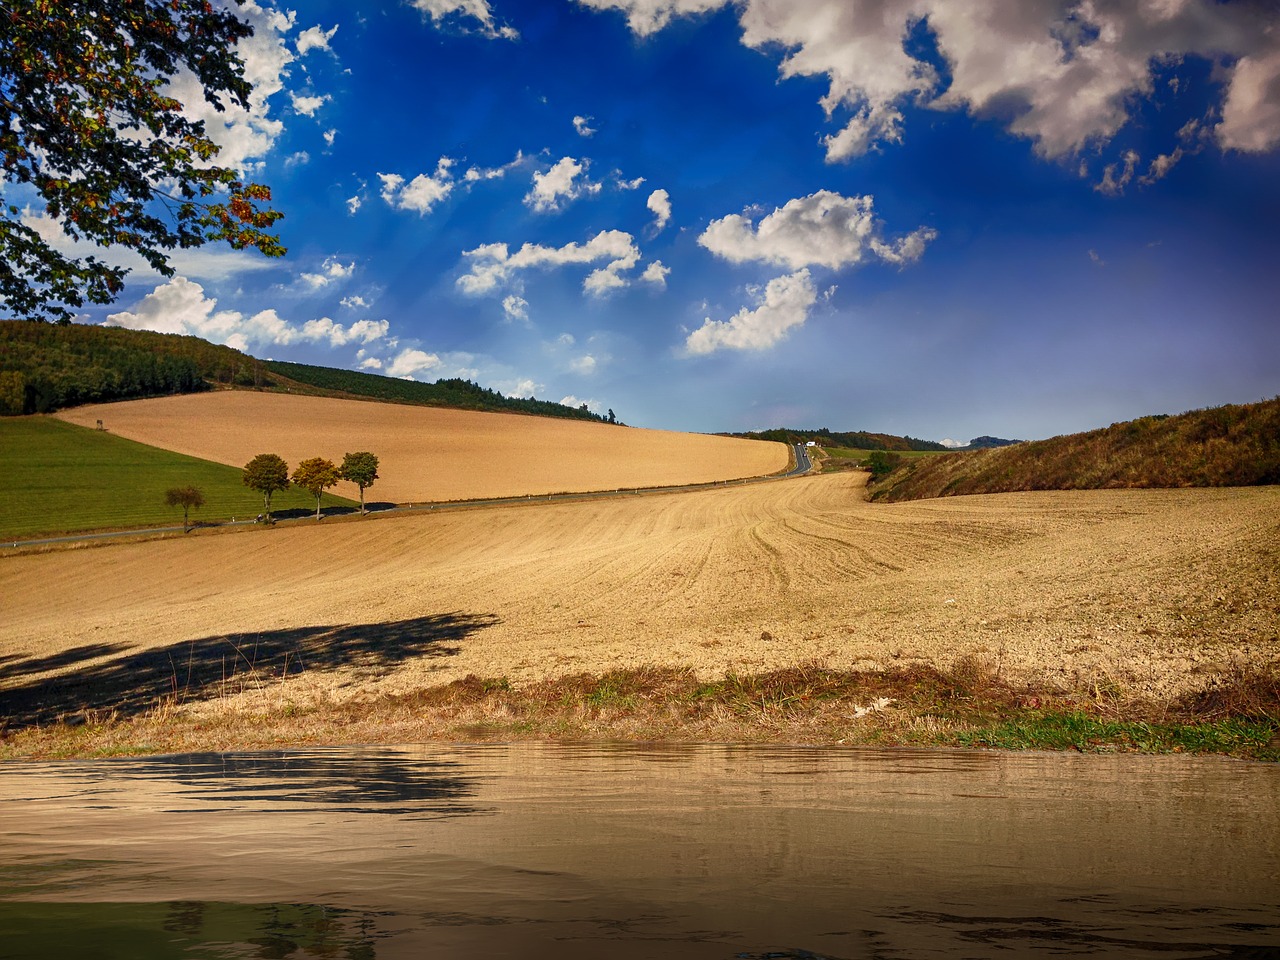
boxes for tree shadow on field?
[0,642,132,680]
[0,612,499,730]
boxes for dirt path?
[3,474,1276,726]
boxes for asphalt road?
[4,443,815,550]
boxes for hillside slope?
[56,392,790,503]
[0,322,608,423]
[870,398,1280,502]
[262,360,610,423]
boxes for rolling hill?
[869,398,1280,501]
[0,321,609,423]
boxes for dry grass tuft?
[1171,662,1280,721]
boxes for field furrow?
[4,473,1277,728]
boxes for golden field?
[3,469,1277,744]
[55,392,790,502]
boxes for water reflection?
[0,900,385,960]
[123,750,491,816]
[1,744,1277,959]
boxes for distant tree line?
[262,360,618,424]
[0,322,620,426]
[723,426,947,452]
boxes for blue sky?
[53,0,1280,440]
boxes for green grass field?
[0,417,357,539]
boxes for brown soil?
[3,472,1277,751]
[55,392,789,503]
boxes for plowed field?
[3,473,1276,726]
[55,393,789,503]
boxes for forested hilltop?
[0,322,611,423]
[262,360,612,423]
[869,398,1280,501]
[0,321,254,414]
[724,427,946,452]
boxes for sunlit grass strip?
[0,417,355,539]
[956,713,1277,758]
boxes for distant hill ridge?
[869,398,1280,501]
[0,321,609,423]
[941,436,1021,449]
[724,427,947,452]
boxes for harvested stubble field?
[2,470,1277,757]
[55,392,789,503]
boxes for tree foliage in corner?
[0,0,284,322]
[242,453,288,521]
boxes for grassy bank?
[870,397,1280,501]
[5,660,1276,762]
[0,417,355,539]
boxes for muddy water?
[1,745,1277,959]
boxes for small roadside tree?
[164,485,205,533]
[339,451,380,515]
[292,457,340,520]
[242,453,289,521]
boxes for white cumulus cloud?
[1217,43,1280,153]
[525,157,602,213]
[684,269,817,355]
[387,347,444,379]
[103,277,388,352]
[575,0,727,37]
[300,317,390,347]
[578,0,1280,168]
[502,295,530,322]
[291,93,330,117]
[296,23,338,56]
[408,0,518,39]
[647,188,671,232]
[379,158,456,215]
[573,115,598,137]
[457,230,642,298]
[641,260,671,287]
[699,190,936,271]
[464,150,527,182]
[300,257,355,289]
